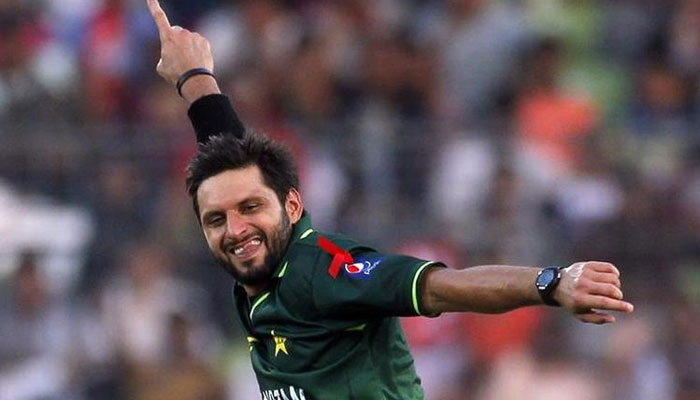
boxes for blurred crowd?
[1,0,699,399]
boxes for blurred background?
[1,0,699,399]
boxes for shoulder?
[277,231,375,290]
[290,230,376,259]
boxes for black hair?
[186,133,299,218]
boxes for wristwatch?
[536,266,563,306]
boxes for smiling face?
[197,165,303,295]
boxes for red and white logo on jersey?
[343,257,382,280]
[345,262,365,274]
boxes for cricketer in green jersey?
[146,1,635,398]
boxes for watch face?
[537,268,556,289]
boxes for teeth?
[232,238,261,256]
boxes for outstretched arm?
[421,262,634,325]
[146,0,244,142]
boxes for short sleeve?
[311,250,444,319]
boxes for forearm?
[182,75,246,143]
[180,74,220,105]
[145,0,245,143]
[421,265,542,315]
[187,92,246,143]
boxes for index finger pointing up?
[146,0,171,38]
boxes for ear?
[284,188,304,224]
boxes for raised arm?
[146,0,244,143]
[421,262,634,325]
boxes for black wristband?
[188,94,246,143]
[176,67,216,98]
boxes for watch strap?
[537,266,563,307]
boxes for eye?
[206,215,225,227]
[243,203,261,213]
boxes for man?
[145,1,634,399]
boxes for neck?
[243,282,270,297]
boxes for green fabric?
[233,213,443,399]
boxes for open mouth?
[228,236,263,261]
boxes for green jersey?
[233,213,443,400]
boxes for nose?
[225,210,248,239]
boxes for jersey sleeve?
[311,249,445,319]
[187,94,246,144]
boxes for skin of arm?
[421,265,542,315]
[421,261,634,324]
[147,0,246,143]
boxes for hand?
[554,261,634,324]
[146,0,220,102]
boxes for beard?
[214,210,293,286]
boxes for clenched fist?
[555,262,634,324]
